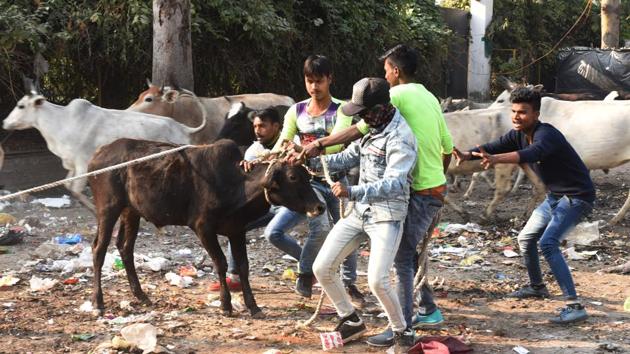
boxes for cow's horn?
[146,78,153,87]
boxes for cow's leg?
[510,168,526,194]
[92,209,120,314]
[521,164,546,215]
[116,208,149,304]
[480,170,495,188]
[463,172,481,199]
[608,189,630,225]
[444,195,470,221]
[483,164,516,219]
[64,168,96,213]
[228,232,262,318]
[195,224,232,316]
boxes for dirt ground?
[0,164,629,354]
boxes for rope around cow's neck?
[0,144,193,203]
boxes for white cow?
[2,88,207,209]
[127,83,295,144]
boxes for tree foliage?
[0,0,451,113]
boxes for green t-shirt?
[358,83,453,191]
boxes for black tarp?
[555,47,630,93]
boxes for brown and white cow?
[88,138,324,317]
[127,83,294,144]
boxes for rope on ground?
[0,144,193,203]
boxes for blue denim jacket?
[323,110,417,221]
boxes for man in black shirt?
[453,87,594,324]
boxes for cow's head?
[127,80,183,115]
[262,161,324,217]
[216,101,256,146]
[3,94,47,130]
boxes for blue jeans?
[395,194,443,328]
[264,180,357,283]
[312,209,406,332]
[518,194,592,299]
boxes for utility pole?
[601,0,620,49]
[152,0,194,90]
[467,0,493,101]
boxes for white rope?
[0,144,193,203]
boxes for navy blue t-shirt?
[470,122,595,203]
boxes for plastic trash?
[624,297,630,312]
[460,255,484,266]
[0,274,20,287]
[63,277,79,285]
[71,333,95,342]
[503,249,519,258]
[113,258,125,270]
[282,268,296,281]
[179,265,197,277]
[320,331,344,351]
[513,345,530,354]
[0,213,16,225]
[262,263,276,272]
[262,350,282,354]
[165,272,192,288]
[566,221,600,246]
[138,256,169,272]
[31,195,71,208]
[120,323,158,353]
[54,234,82,245]
[443,222,488,235]
[29,276,58,292]
[0,226,26,246]
[79,301,94,312]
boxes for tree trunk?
[152,0,194,90]
[601,0,620,49]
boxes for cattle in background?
[127,82,295,144]
[1,85,206,209]
[217,102,290,147]
[88,138,324,316]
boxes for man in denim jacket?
[311,77,417,349]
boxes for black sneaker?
[394,328,416,352]
[346,284,366,309]
[335,312,367,343]
[549,303,588,324]
[507,284,550,299]
[295,273,313,298]
[366,327,394,347]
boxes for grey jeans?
[312,209,406,332]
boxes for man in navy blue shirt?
[453,87,595,324]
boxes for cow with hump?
[127,81,295,144]
[87,138,324,317]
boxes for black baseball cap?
[341,77,390,116]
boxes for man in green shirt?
[302,45,453,346]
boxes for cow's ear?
[34,97,45,106]
[532,84,544,92]
[262,169,281,190]
[162,89,180,103]
[247,111,256,122]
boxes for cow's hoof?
[221,309,234,317]
[251,308,265,319]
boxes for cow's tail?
[177,89,207,134]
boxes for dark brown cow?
[88,138,324,317]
